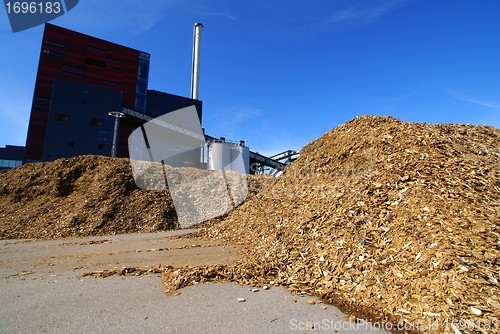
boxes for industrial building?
[22,23,208,165]
[14,23,294,174]
[24,23,152,163]
[0,145,25,170]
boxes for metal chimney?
[190,23,203,100]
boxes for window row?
[46,143,105,157]
[42,41,130,67]
[67,140,110,146]
[44,40,65,48]
[0,160,22,168]
[54,115,116,128]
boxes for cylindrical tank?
[230,144,250,174]
[209,142,231,171]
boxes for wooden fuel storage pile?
[163,115,500,333]
[0,155,272,239]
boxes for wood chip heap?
[0,155,272,239]
[163,116,500,333]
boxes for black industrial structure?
[0,145,25,170]
[24,23,151,163]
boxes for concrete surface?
[0,230,391,333]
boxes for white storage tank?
[230,145,250,174]
[209,142,231,170]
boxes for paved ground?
[0,230,391,333]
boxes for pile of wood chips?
[163,116,500,333]
[0,155,272,239]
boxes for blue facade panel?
[0,145,25,170]
[145,90,202,125]
[42,78,122,161]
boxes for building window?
[82,100,87,105]
[137,61,149,81]
[69,142,74,147]
[85,57,105,68]
[0,160,22,168]
[34,104,50,109]
[96,137,113,142]
[153,105,169,115]
[88,46,105,52]
[90,119,103,126]
[104,80,120,86]
[97,129,114,135]
[106,56,123,63]
[44,40,65,48]
[135,94,146,112]
[105,65,122,71]
[35,96,51,102]
[43,49,64,57]
[55,113,69,121]
[62,71,83,78]
[63,64,83,71]
[154,105,170,111]
[98,144,103,149]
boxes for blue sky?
[1,0,499,157]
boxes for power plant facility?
[9,22,299,175]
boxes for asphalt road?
[0,230,391,333]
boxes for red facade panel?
[84,66,104,78]
[61,73,83,82]
[106,47,124,61]
[43,44,65,54]
[121,83,136,108]
[62,66,84,76]
[103,69,122,83]
[44,24,67,44]
[117,118,133,158]
[39,64,63,78]
[24,23,147,162]
[86,49,106,61]
[81,78,102,87]
[33,83,53,97]
[123,48,138,59]
[87,37,108,51]
[64,52,86,65]
[67,31,87,48]
[121,71,137,83]
[105,59,124,70]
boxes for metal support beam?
[108,111,125,158]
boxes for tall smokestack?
[191,23,203,100]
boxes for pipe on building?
[108,111,125,158]
[190,23,203,100]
